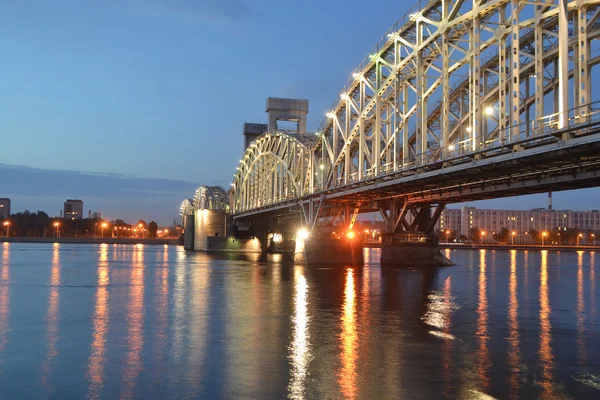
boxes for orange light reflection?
[476,250,490,391]
[576,252,585,368]
[591,252,596,317]
[0,243,10,373]
[507,250,520,399]
[338,269,358,399]
[538,250,556,396]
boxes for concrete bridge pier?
[378,201,453,267]
[183,213,195,251]
[293,227,363,266]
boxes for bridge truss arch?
[232,0,600,233]
[193,186,230,212]
[314,0,600,190]
[180,198,194,223]
[231,132,317,213]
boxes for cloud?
[149,0,253,22]
[0,163,209,224]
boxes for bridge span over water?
[195,0,600,265]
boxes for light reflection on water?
[0,244,596,399]
[40,243,61,392]
[538,250,556,397]
[0,243,10,371]
[288,267,310,400]
[338,269,358,399]
[86,243,110,400]
[476,250,490,392]
[120,245,145,400]
[507,250,521,399]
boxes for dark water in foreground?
[0,243,598,399]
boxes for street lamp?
[53,222,60,238]
[592,233,596,246]
[3,221,10,237]
[577,233,583,246]
[101,222,108,238]
[511,231,516,245]
[542,231,547,246]
[445,230,450,243]
[481,231,486,244]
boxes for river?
[0,242,598,399]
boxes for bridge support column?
[183,214,195,251]
[378,201,453,267]
[381,242,453,267]
[293,228,363,266]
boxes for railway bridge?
[198,0,600,265]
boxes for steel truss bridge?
[231,0,600,239]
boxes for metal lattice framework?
[180,198,194,220]
[193,186,230,212]
[232,0,600,217]
[232,132,317,212]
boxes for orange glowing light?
[346,231,355,239]
[102,223,108,228]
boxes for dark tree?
[493,227,510,244]
[148,221,158,238]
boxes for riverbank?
[1,237,179,246]
[440,243,600,252]
[363,241,600,252]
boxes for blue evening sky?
[1,0,598,223]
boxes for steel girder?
[193,186,229,212]
[179,198,194,222]
[231,132,317,213]
[231,0,600,225]
[315,0,600,190]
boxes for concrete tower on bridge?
[243,123,268,151]
[266,97,308,133]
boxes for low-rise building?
[438,206,600,243]
[64,199,84,219]
[0,198,10,219]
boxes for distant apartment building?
[0,198,10,219]
[64,199,84,219]
[438,206,600,242]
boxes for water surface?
[0,243,598,399]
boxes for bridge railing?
[319,0,433,133]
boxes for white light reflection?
[120,244,145,399]
[0,243,10,367]
[41,243,61,392]
[86,243,110,400]
[288,267,310,399]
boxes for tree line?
[466,226,597,245]
[0,210,164,238]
